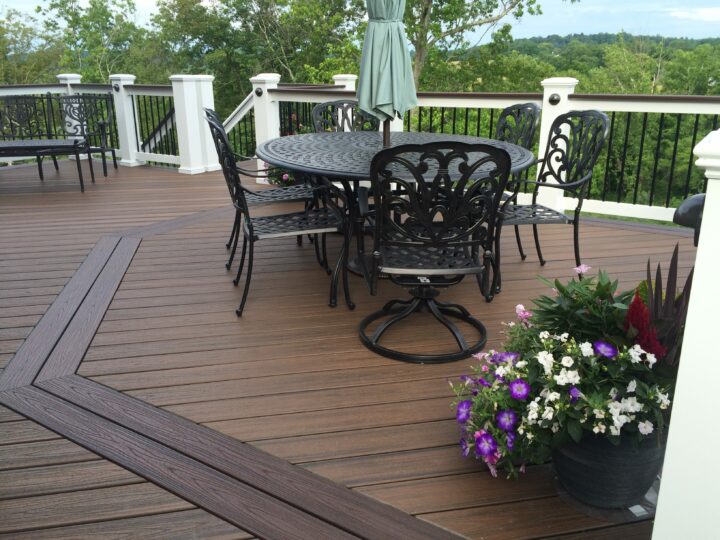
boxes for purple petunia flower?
[508,378,531,400]
[498,351,520,364]
[569,386,581,403]
[593,340,618,359]
[460,438,470,457]
[477,377,491,388]
[506,431,516,451]
[456,400,472,424]
[474,432,498,457]
[496,409,518,431]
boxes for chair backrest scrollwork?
[312,100,380,133]
[495,102,541,150]
[537,110,610,199]
[370,142,511,255]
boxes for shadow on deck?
[0,161,695,539]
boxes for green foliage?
[532,271,633,345]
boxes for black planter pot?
[552,434,665,509]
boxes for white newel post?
[250,73,281,178]
[170,74,219,174]
[110,74,143,167]
[653,129,720,539]
[332,74,357,92]
[56,73,82,95]
[536,77,579,211]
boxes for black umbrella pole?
[383,119,391,147]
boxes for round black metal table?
[255,131,536,179]
[256,131,535,300]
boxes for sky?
[1,0,719,41]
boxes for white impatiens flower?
[593,408,605,419]
[558,333,569,343]
[551,422,560,433]
[607,401,624,416]
[627,380,637,393]
[620,396,643,414]
[656,392,671,410]
[545,391,561,403]
[609,387,619,399]
[645,353,657,367]
[554,368,580,386]
[495,366,508,378]
[628,344,645,364]
[561,356,574,367]
[539,331,551,340]
[580,342,594,357]
[542,406,554,421]
[638,420,654,435]
[515,360,528,369]
[536,351,554,375]
[593,424,607,434]
[609,425,621,436]
[526,401,540,424]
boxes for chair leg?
[226,213,240,270]
[296,234,303,246]
[236,241,254,316]
[226,213,239,249]
[573,220,582,268]
[494,227,503,294]
[111,149,118,169]
[36,156,44,180]
[532,224,546,266]
[52,155,59,171]
[101,151,108,177]
[514,225,527,261]
[87,151,96,183]
[74,150,85,192]
[233,236,248,286]
[341,228,355,310]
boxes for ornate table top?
[256,131,535,179]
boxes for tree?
[0,9,62,84]
[404,0,556,85]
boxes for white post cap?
[250,73,282,84]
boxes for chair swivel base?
[359,287,487,364]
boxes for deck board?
[0,159,695,538]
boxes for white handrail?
[224,91,255,132]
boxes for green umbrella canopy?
[357,0,418,122]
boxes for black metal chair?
[311,100,380,133]
[205,113,353,316]
[502,110,610,268]
[204,108,316,270]
[493,102,541,291]
[57,94,117,177]
[359,142,511,363]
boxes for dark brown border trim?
[570,93,720,104]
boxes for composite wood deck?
[0,161,695,539]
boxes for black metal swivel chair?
[311,100,380,133]
[204,109,316,270]
[205,113,353,316]
[502,110,610,268]
[57,94,117,177]
[359,142,511,363]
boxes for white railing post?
[169,74,219,174]
[653,128,720,539]
[110,74,143,167]
[536,77,579,211]
[332,74,357,92]
[56,73,82,94]
[250,73,281,177]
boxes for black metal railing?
[588,111,717,208]
[226,108,257,158]
[132,93,178,156]
[279,101,317,136]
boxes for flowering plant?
[451,265,677,478]
[268,169,295,187]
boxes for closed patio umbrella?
[357,0,418,146]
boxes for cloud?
[667,7,720,22]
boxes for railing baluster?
[649,113,665,206]
[429,106,434,133]
[665,114,683,207]
[632,112,648,205]
[617,112,632,203]
[464,108,469,135]
[683,114,701,199]
[417,106,423,133]
[488,109,495,138]
[476,109,481,137]
[601,111,616,202]
[440,107,445,134]
[451,108,457,134]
